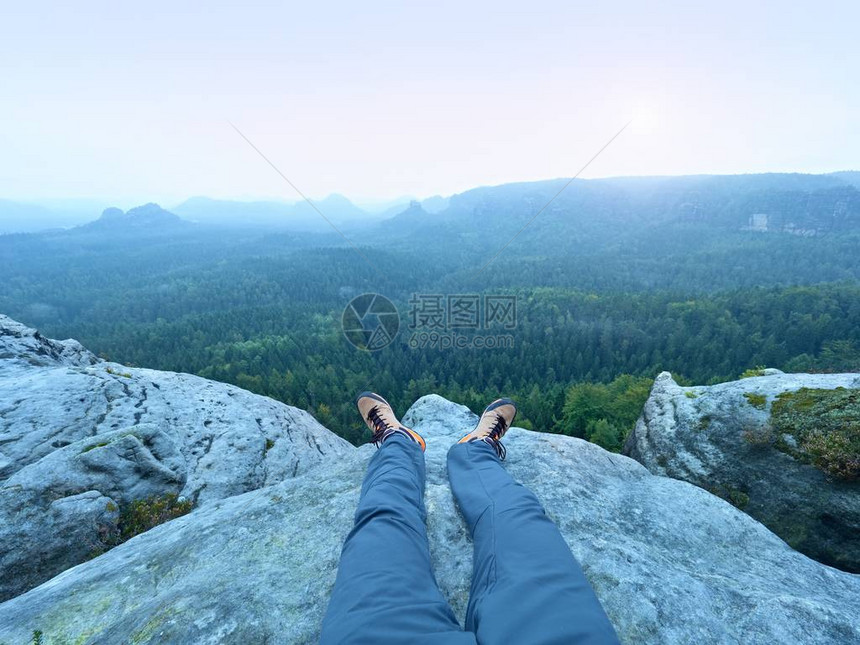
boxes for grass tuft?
[744,392,767,409]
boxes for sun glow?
[629,99,661,135]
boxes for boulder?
[0,315,353,600]
[624,371,860,572]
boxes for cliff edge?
[1,318,858,643]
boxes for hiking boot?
[355,391,426,451]
[457,398,517,460]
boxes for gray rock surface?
[2,385,859,643]
[0,314,98,368]
[624,371,860,573]
[0,315,352,601]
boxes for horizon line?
[3,167,858,211]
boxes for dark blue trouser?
[320,435,620,644]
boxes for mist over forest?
[3,171,859,447]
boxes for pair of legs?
[320,433,619,643]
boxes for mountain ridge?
[4,171,859,235]
[171,194,372,231]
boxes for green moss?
[32,631,43,645]
[728,489,750,509]
[771,387,860,481]
[106,501,118,512]
[696,416,712,432]
[105,366,133,378]
[265,438,275,452]
[744,392,767,409]
[82,430,150,454]
[81,441,110,453]
[684,390,698,399]
[740,366,767,378]
[704,482,751,510]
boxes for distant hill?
[78,203,188,235]
[173,194,375,231]
[420,195,450,214]
[364,172,860,253]
[383,200,432,231]
[172,197,291,227]
[356,196,414,217]
[371,195,450,219]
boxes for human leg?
[448,414,619,644]
[321,414,474,643]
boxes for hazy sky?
[1,1,857,206]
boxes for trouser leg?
[447,440,620,645]
[321,434,475,644]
